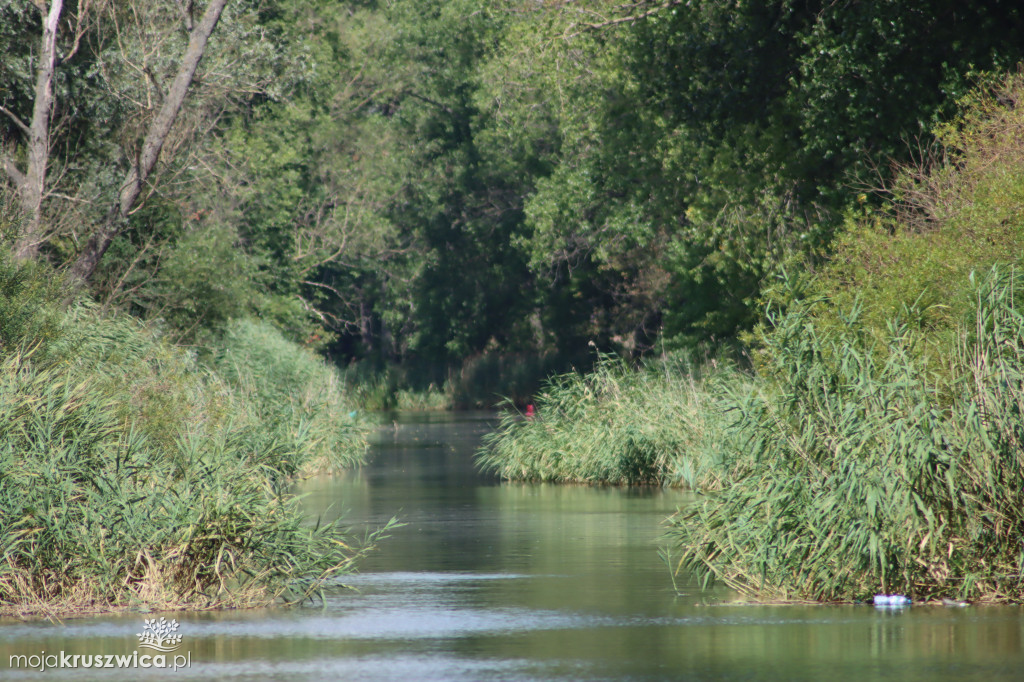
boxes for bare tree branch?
[59,0,99,64]
[173,0,195,32]
[0,105,31,137]
[404,90,454,115]
[69,0,231,284]
[564,0,683,38]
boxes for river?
[2,411,1024,680]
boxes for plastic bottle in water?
[873,594,911,607]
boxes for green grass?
[0,256,383,617]
[477,354,747,487]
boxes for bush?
[340,360,452,412]
[803,71,1024,355]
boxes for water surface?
[3,411,1024,680]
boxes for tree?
[1,0,235,285]
[68,0,230,284]
[0,0,98,261]
[479,0,1024,349]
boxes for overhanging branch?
[0,105,31,137]
[565,0,682,38]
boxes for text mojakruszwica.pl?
[9,651,191,671]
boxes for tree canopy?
[2,0,1023,367]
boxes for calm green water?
[3,411,1024,680]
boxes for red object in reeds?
[525,404,535,419]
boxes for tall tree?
[68,0,229,284]
[1,0,97,261]
[480,0,1024,349]
[1,0,235,284]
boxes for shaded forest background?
[3,0,1024,390]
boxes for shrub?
[804,71,1024,355]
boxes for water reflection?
[2,411,1024,680]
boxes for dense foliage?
[5,0,1024,606]
[6,0,1023,371]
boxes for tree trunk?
[67,0,230,285]
[3,0,64,262]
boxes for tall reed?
[209,318,370,475]
[477,354,745,487]
[668,267,1024,602]
[0,257,381,616]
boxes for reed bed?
[342,368,451,412]
[668,267,1024,603]
[0,257,380,617]
[477,355,747,487]
[209,318,370,475]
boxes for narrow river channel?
[3,411,1024,680]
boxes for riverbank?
[343,351,580,412]
[479,73,1024,604]
[481,274,1024,605]
[0,257,381,618]
[671,265,1024,604]
[4,411,1022,682]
